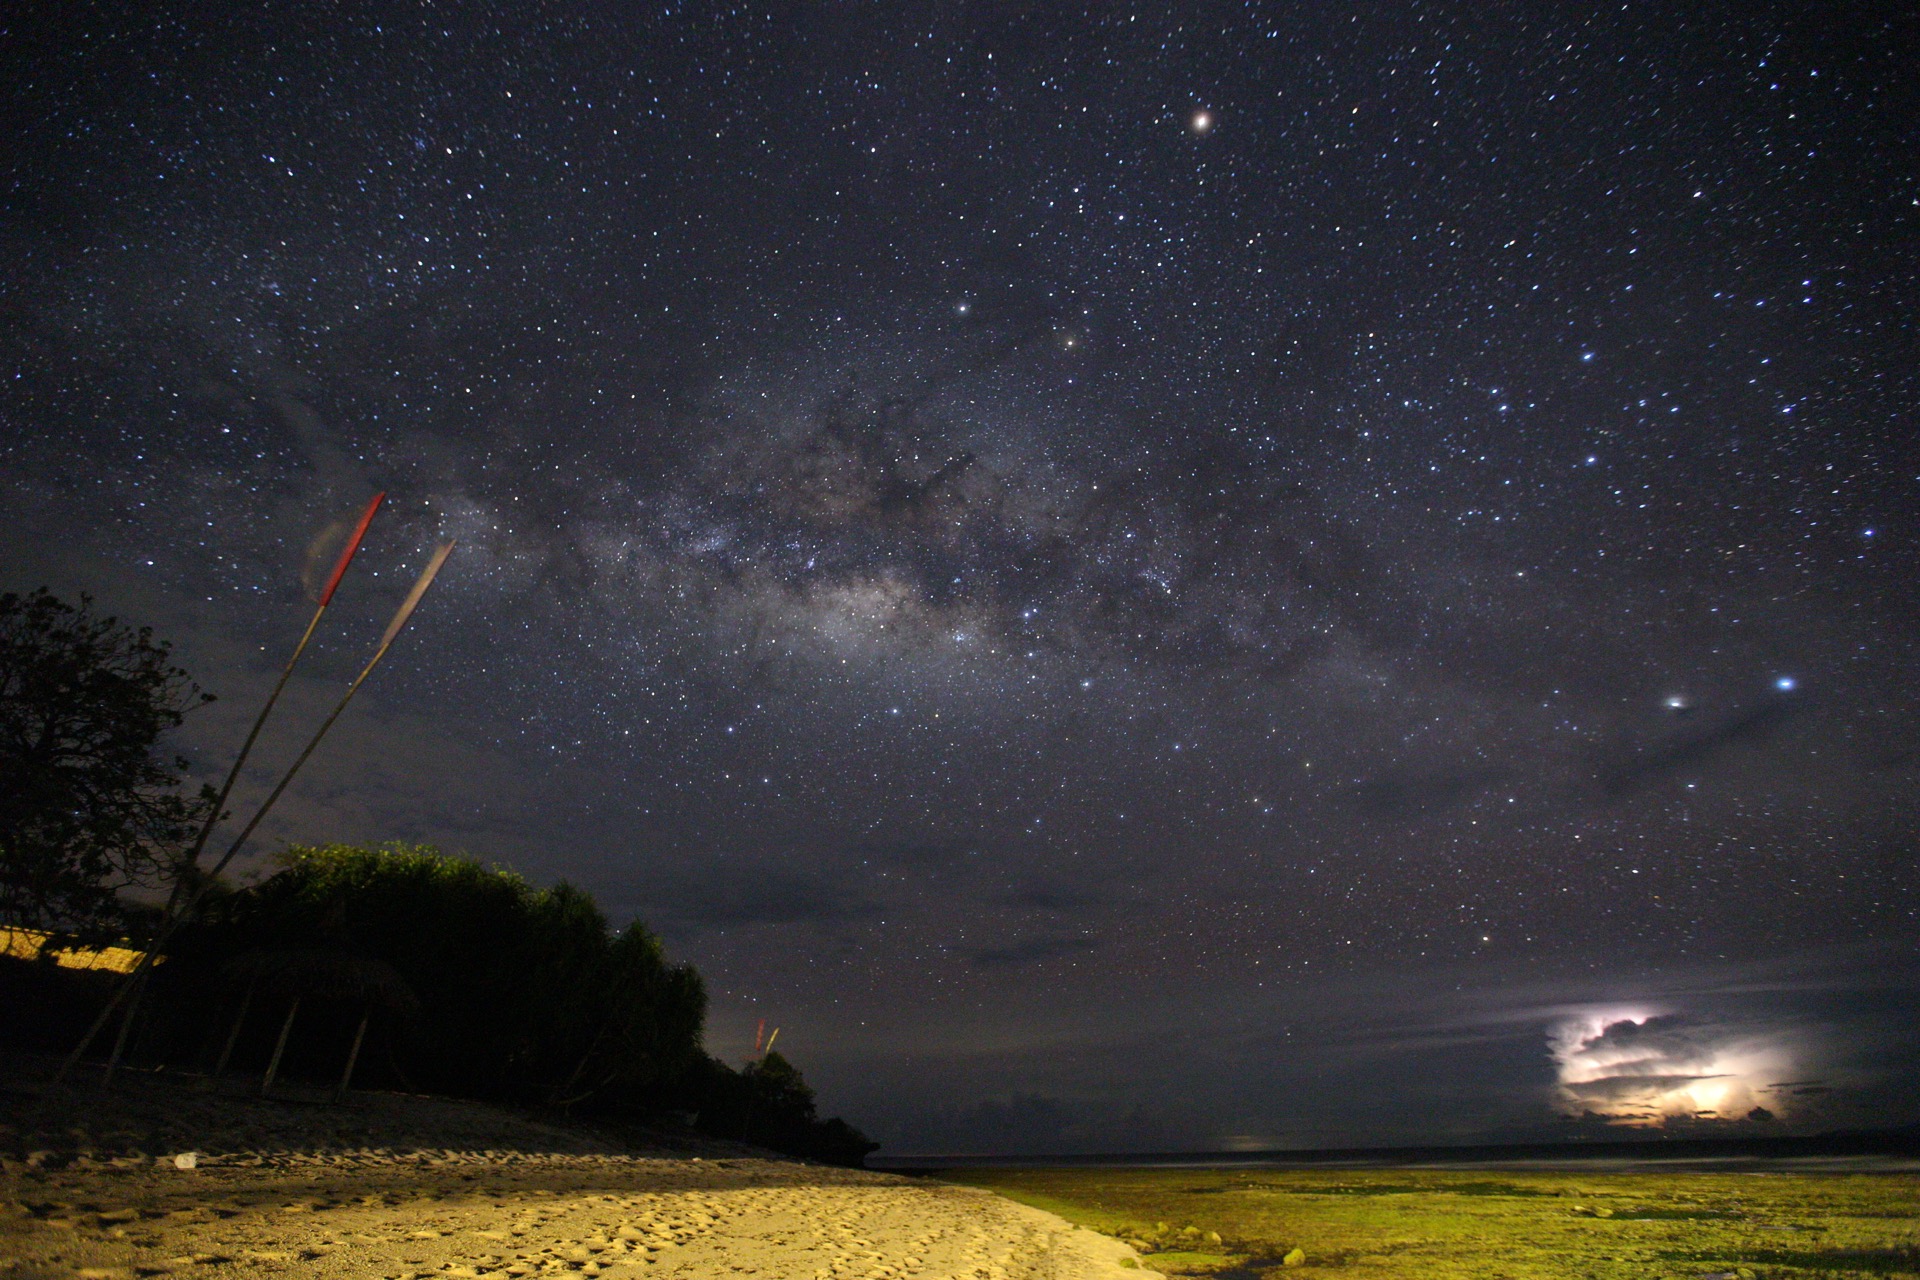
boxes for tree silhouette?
[0,589,213,938]
[186,844,708,1109]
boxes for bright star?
[1775,677,1797,691]
[1190,110,1213,134]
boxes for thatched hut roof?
[221,948,419,1013]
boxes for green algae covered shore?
[946,1165,1920,1280]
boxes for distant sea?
[869,1130,1920,1173]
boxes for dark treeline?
[184,845,705,1110]
[4,843,875,1167]
[1,589,874,1165]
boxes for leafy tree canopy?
[186,843,709,1111]
[182,844,876,1162]
[0,588,213,938]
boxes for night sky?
[4,4,1917,1154]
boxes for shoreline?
[872,1130,1920,1175]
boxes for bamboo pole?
[333,1003,371,1103]
[194,540,458,894]
[95,494,384,1086]
[261,996,301,1094]
[165,493,386,915]
[57,539,455,1084]
[102,967,151,1085]
[212,977,257,1079]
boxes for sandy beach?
[0,1059,1144,1280]
[1,1151,1146,1280]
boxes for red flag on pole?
[319,492,386,606]
[74,492,394,1083]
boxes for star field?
[3,4,1916,1150]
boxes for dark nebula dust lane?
[3,4,1916,1151]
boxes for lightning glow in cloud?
[1549,1007,1798,1126]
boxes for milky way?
[3,4,1915,1151]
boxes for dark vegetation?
[0,588,875,1167]
[9,842,875,1166]
[0,589,213,938]
[182,844,705,1110]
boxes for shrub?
[71,842,875,1164]
[694,1050,879,1167]
[178,843,706,1113]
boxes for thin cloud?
[654,864,880,929]
[1601,696,1798,796]
[960,935,1097,969]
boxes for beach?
[0,1059,1143,1280]
[2,1151,1146,1280]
